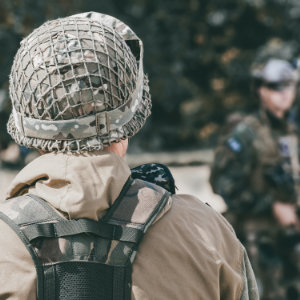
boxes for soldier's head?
[252,59,298,118]
[251,40,299,118]
[7,12,151,155]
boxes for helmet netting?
[7,15,151,152]
[10,17,138,121]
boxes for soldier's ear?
[104,139,128,158]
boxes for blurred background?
[1,0,300,206]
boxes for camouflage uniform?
[210,106,300,300]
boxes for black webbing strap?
[113,267,125,300]
[112,266,132,300]
[43,265,56,300]
[22,218,143,243]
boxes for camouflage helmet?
[251,39,299,84]
[252,59,299,84]
[7,12,151,152]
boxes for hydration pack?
[0,177,170,300]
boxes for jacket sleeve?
[240,247,260,300]
[210,134,273,214]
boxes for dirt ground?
[0,163,226,213]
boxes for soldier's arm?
[263,162,297,204]
[210,123,272,214]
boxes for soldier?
[210,48,300,300]
[0,12,259,299]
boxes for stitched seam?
[237,244,245,300]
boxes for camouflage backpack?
[0,176,171,300]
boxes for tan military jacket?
[0,151,258,299]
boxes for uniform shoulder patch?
[227,137,242,152]
[225,120,256,153]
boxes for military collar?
[259,108,294,131]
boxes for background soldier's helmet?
[250,39,299,86]
[7,12,151,152]
[252,59,299,85]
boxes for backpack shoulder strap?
[0,194,64,299]
[103,177,170,230]
[101,177,171,299]
[0,178,171,300]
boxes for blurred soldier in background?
[210,42,300,300]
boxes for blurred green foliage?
[1,0,300,151]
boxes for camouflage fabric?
[210,108,300,300]
[131,163,176,194]
[7,13,151,152]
